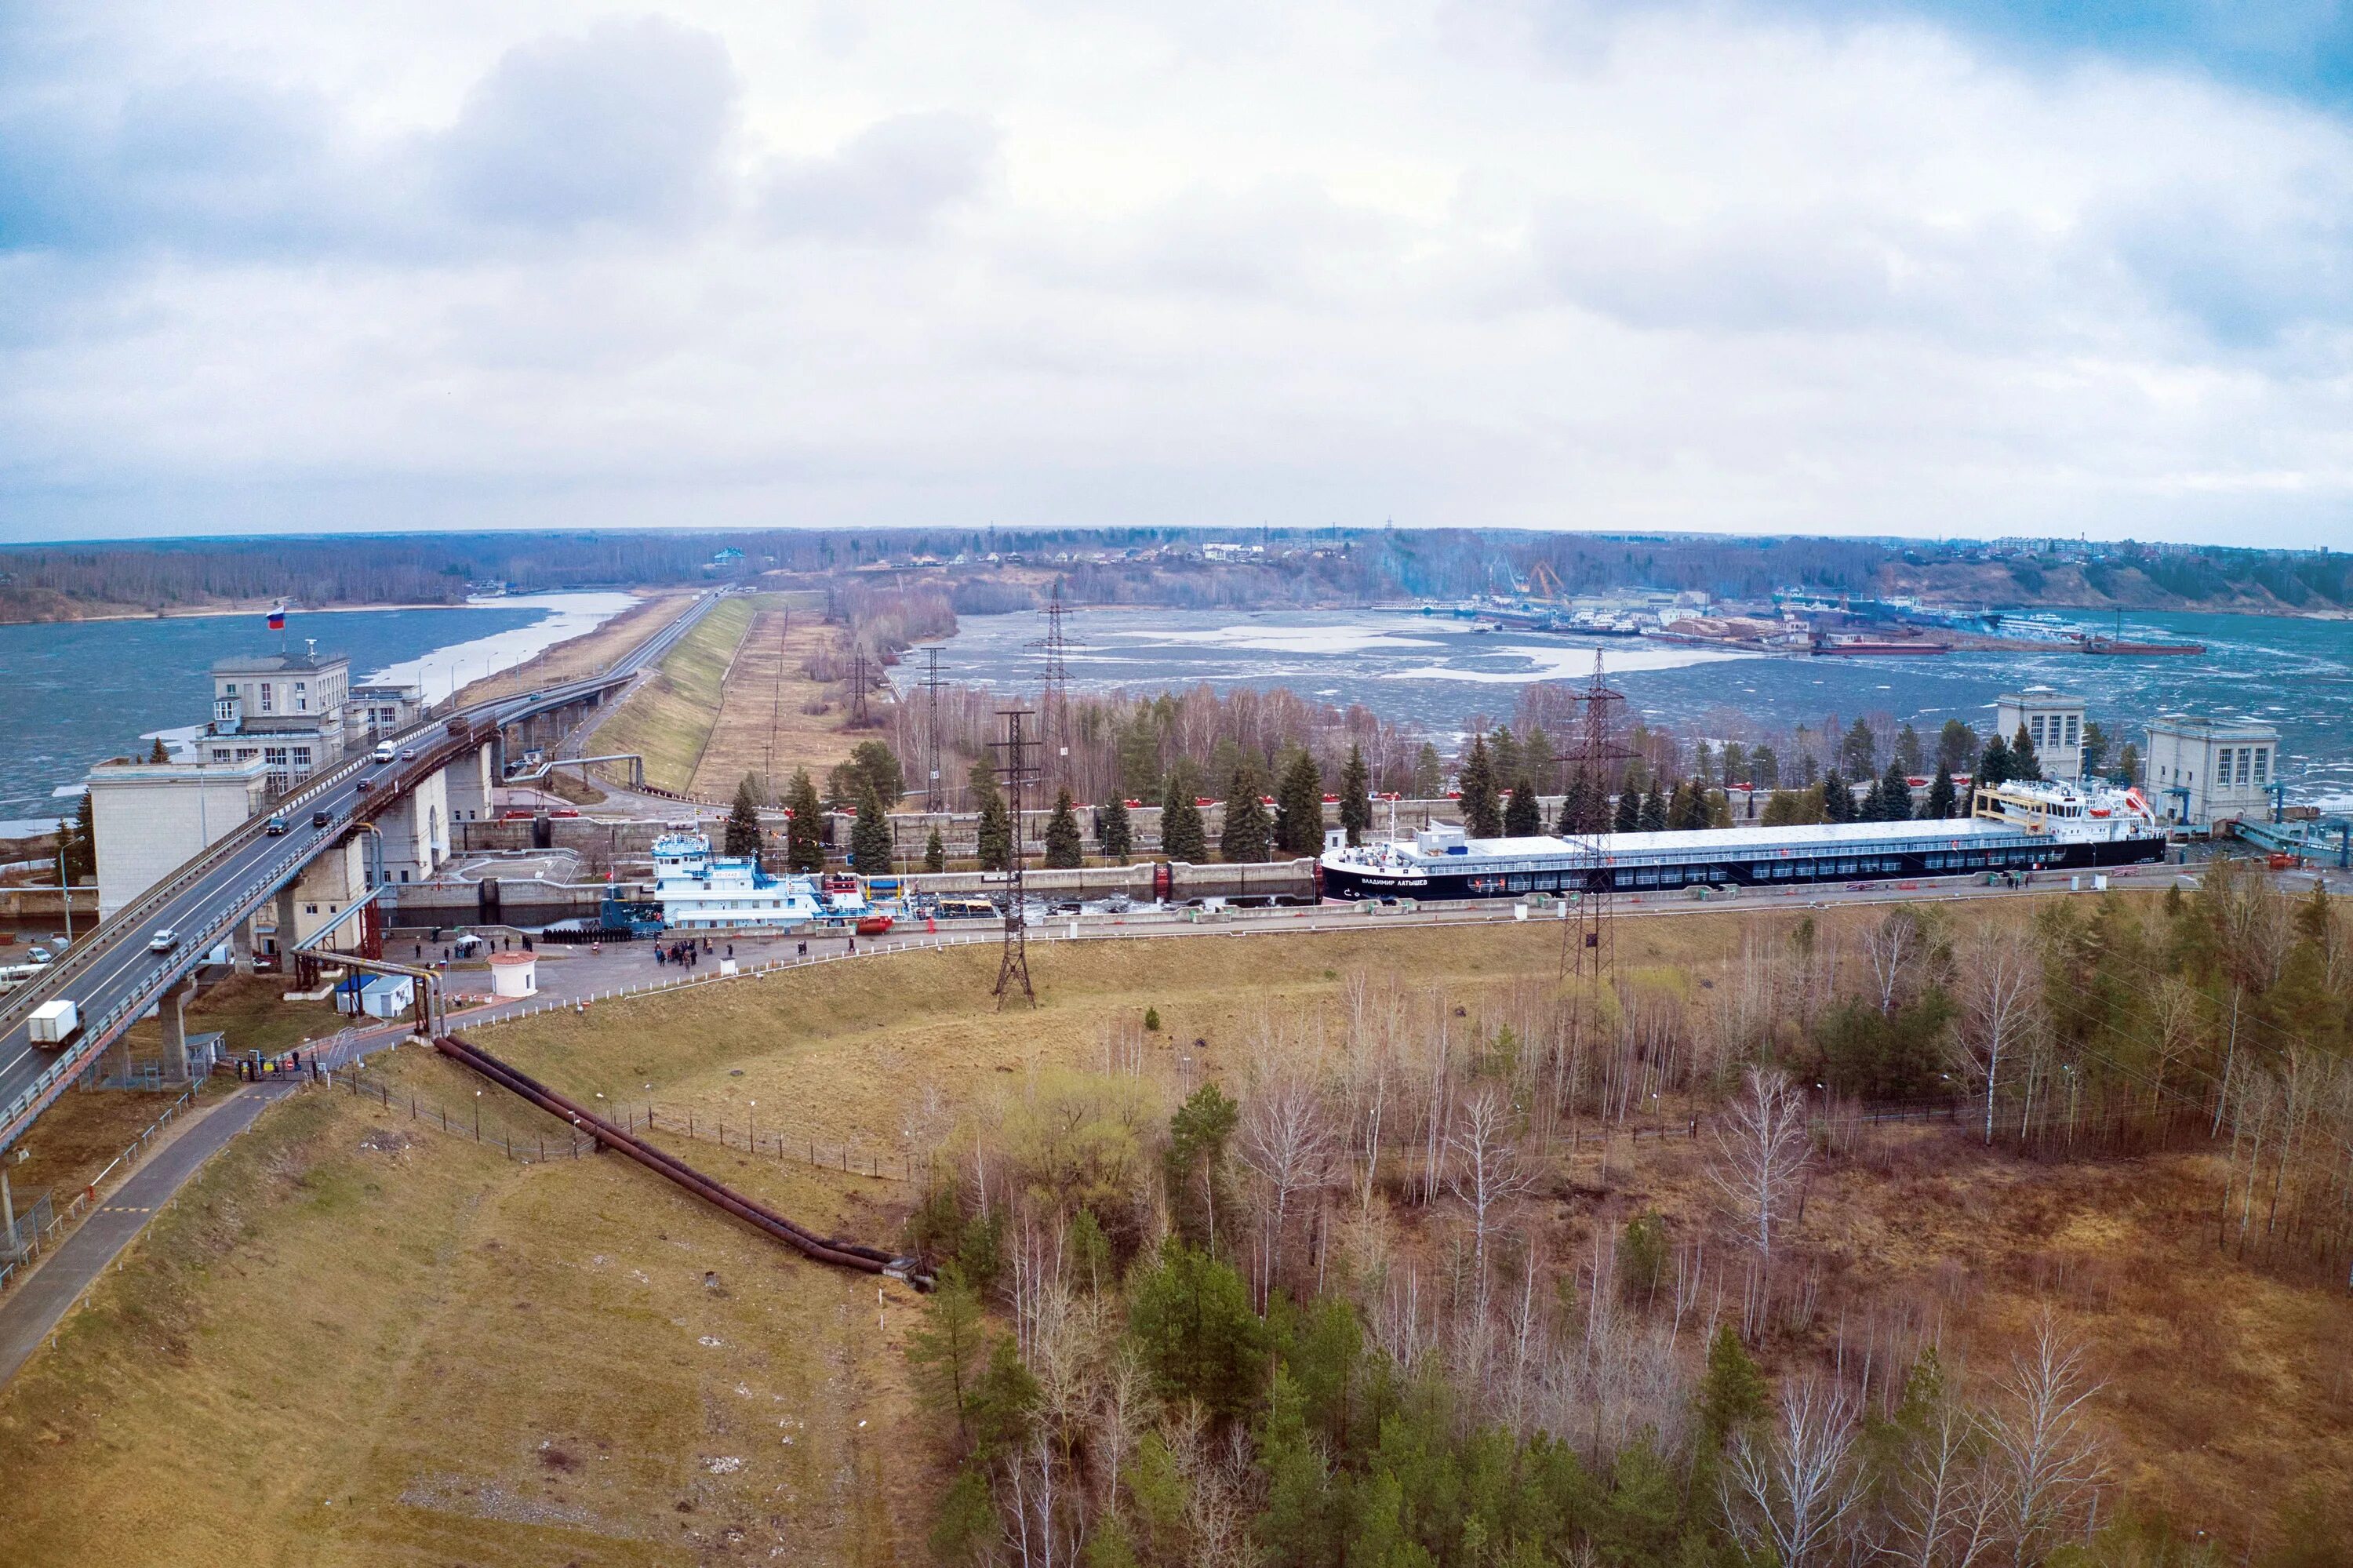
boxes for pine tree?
[1878,759,1912,822]
[784,769,824,872]
[1044,787,1083,868]
[1100,795,1133,863]
[1921,768,1956,820]
[1457,735,1500,838]
[1338,744,1371,846]
[1693,740,1716,785]
[852,784,894,873]
[1410,742,1442,799]
[1893,723,1924,775]
[1504,777,1540,837]
[1976,733,2013,789]
[1220,760,1271,864]
[1613,781,1642,833]
[58,794,95,884]
[1274,751,1325,855]
[1667,780,1710,831]
[1820,767,1855,822]
[2009,723,2044,781]
[1937,719,1977,779]
[147,737,169,763]
[1523,726,1556,793]
[1751,744,1780,790]
[924,827,947,871]
[904,1263,990,1446]
[1638,786,1668,833]
[973,758,1013,872]
[725,776,764,859]
[1557,767,1598,835]
[1841,717,1878,777]
[1161,771,1206,863]
[1720,740,1749,788]
[1697,1324,1767,1451]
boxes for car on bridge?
[373,741,398,764]
[312,809,332,828]
[147,928,180,952]
[265,814,290,835]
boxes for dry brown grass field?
[0,900,2345,1562]
[685,595,862,800]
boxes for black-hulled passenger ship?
[1318,781,2166,901]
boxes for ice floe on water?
[1100,621,1445,656]
[1379,642,1760,684]
[364,591,639,702]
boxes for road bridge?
[0,591,720,1155]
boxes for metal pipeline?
[434,1033,929,1287]
[440,1034,898,1267]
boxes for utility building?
[206,646,354,791]
[84,756,272,919]
[2144,717,2281,830]
[1995,686,2085,781]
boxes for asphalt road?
[0,591,718,1152]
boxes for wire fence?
[0,1081,200,1298]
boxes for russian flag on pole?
[267,602,285,631]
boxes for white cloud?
[1,1,2351,544]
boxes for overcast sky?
[5,1,2353,547]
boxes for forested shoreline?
[4,529,2346,625]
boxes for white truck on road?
[28,999,80,1049]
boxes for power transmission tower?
[849,643,873,729]
[919,646,948,812]
[1031,581,1074,788]
[991,707,1038,1008]
[1562,647,1635,987]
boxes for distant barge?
[2073,635,2206,657]
[1811,635,1953,656]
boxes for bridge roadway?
[0,591,719,1155]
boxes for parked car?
[265,815,289,835]
[148,928,179,952]
[27,945,53,964]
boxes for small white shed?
[488,951,537,999]
[337,973,415,1020]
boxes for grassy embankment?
[0,901,2345,1559]
[591,590,856,800]
[587,595,757,795]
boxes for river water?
[0,592,635,832]
[931,606,2353,809]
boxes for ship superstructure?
[648,832,827,930]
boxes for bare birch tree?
[1864,905,1928,1017]
[1237,1067,1337,1304]
[1958,935,2041,1147]
[1723,1376,1865,1568]
[1446,1086,1533,1305]
[1707,1064,1813,1264]
[1882,1398,2009,1568]
[1988,1315,2106,1566]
